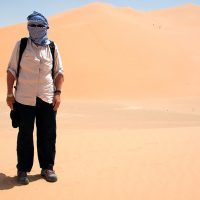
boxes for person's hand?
[6,94,15,110]
[53,93,61,111]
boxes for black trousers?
[16,97,57,172]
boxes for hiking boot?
[41,169,57,182]
[17,171,29,185]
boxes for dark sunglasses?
[28,24,45,28]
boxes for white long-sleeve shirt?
[7,38,64,106]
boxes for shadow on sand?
[0,173,41,190]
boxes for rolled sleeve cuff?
[54,69,64,80]
[7,68,17,79]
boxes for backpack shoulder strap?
[17,37,28,79]
[49,41,55,79]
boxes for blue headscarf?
[27,11,50,46]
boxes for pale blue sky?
[0,0,200,27]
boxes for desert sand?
[1,2,200,200]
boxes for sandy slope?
[1,2,200,200]
[0,2,200,100]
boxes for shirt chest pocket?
[39,53,53,73]
[22,52,40,65]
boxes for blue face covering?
[27,11,50,46]
[28,26,50,46]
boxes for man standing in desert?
[6,11,64,185]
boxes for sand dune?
[0,2,200,100]
[1,3,200,200]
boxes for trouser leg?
[36,97,57,170]
[16,102,35,172]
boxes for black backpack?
[16,37,55,87]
